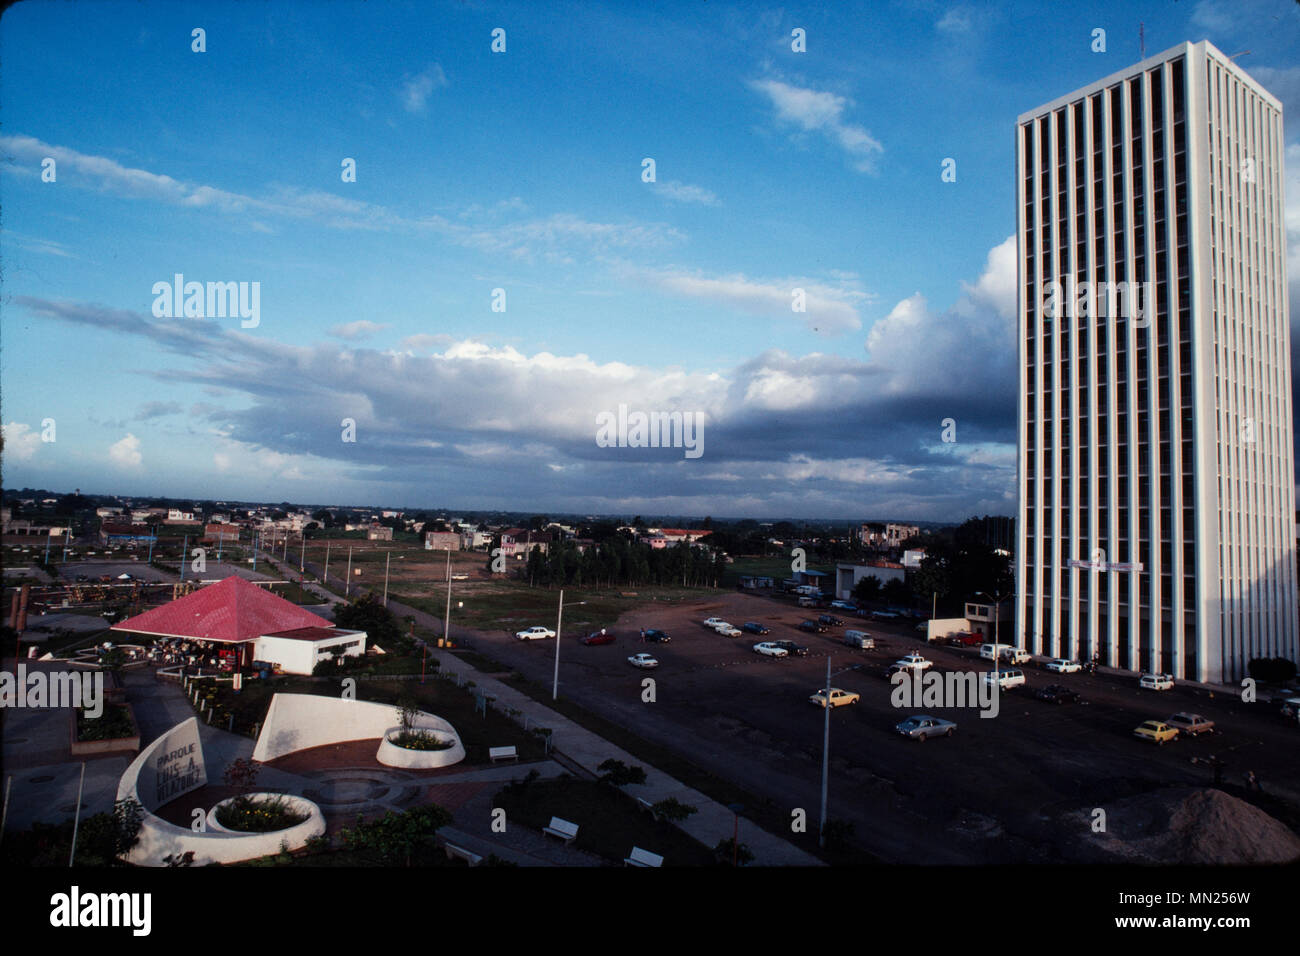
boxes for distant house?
[203,523,242,543]
[424,531,461,551]
[459,530,492,550]
[902,548,927,569]
[738,575,775,589]
[367,525,394,541]
[835,561,906,600]
[100,522,157,546]
[498,529,551,558]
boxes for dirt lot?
[446,588,1300,864]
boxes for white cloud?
[398,332,455,352]
[936,8,972,33]
[108,433,143,468]
[749,78,883,173]
[2,422,41,461]
[328,320,390,341]
[640,266,869,335]
[652,180,721,206]
[401,63,447,113]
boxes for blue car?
[830,600,858,612]
[742,622,771,635]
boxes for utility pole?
[553,589,564,700]
[324,541,331,585]
[344,546,353,598]
[383,551,391,606]
[179,534,189,582]
[443,550,452,645]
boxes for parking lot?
[460,590,1300,863]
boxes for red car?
[947,633,983,647]
[581,630,614,646]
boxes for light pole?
[819,657,863,848]
[383,551,391,606]
[344,545,353,598]
[975,589,1008,682]
[442,550,452,646]
[552,591,586,700]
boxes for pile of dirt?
[1068,787,1300,864]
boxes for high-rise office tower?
[1015,40,1295,683]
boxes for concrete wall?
[116,717,325,866]
[252,693,465,766]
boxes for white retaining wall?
[251,693,465,767]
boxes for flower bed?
[213,794,310,833]
[389,729,456,751]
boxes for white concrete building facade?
[1015,40,1296,682]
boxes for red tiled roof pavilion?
[111,575,333,644]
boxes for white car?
[1000,647,1032,665]
[515,626,556,640]
[1046,658,1082,673]
[703,617,727,629]
[753,642,789,658]
[895,653,932,672]
[627,653,659,669]
[809,687,860,708]
[716,625,743,638]
[1140,673,1174,691]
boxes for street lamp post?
[819,657,863,848]
[552,591,585,700]
[975,590,1008,682]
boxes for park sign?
[138,717,207,809]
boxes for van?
[1000,647,1031,665]
[844,630,875,649]
[798,596,818,608]
[980,643,1011,661]
[982,668,1026,689]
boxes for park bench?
[441,842,483,866]
[636,797,659,820]
[624,846,664,868]
[489,746,518,763]
[542,817,579,844]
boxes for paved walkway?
[256,550,821,866]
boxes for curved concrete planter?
[377,726,466,769]
[205,793,325,852]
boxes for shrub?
[597,759,647,786]
[714,837,754,866]
[215,794,309,833]
[650,797,697,822]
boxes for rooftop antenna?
[1139,22,1145,59]
[1228,50,1252,59]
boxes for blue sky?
[3,0,1298,519]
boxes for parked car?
[1046,658,1082,673]
[753,642,789,658]
[843,630,875,650]
[830,600,857,612]
[1166,713,1216,736]
[1133,720,1179,744]
[883,663,909,679]
[818,614,845,627]
[703,617,727,629]
[1140,673,1175,691]
[797,596,820,608]
[870,610,901,621]
[980,643,1012,661]
[642,629,670,643]
[895,653,932,672]
[1035,683,1080,704]
[895,715,957,741]
[581,630,614,646]
[708,620,735,633]
[771,640,810,657]
[798,620,828,634]
[716,624,743,638]
[982,668,1027,690]
[1000,647,1032,665]
[947,633,983,647]
[515,626,555,640]
[627,653,659,669]
[809,687,860,708]
[742,622,771,635]
[915,621,930,632]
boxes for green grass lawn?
[493,774,716,866]
[396,582,704,633]
[720,555,833,587]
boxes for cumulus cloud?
[749,78,884,173]
[108,433,143,468]
[2,422,41,461]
